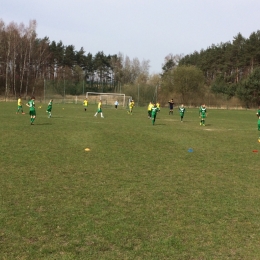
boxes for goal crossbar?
[86,92,126,107]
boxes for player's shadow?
[35,123,52,125]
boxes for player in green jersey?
[26,96,36,125]
[151,103,159,125]
[199,104,207,126]
[46,99,53,118]
[179,104,186,122]
[94,100,104,118]
[256,106,260,141]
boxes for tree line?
[0,19,150,98]
[173,32,260,106]
[1,18,260,106]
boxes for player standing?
[26,96,36,125]
[168,99,174,115]
[199,104,207,126]
[128,100,134,115]
[94,100,104,118]
[46,99,53,118]
[179,104,186,122]
[16,96,25,114]
[114,100,119,109]
[256,105,260,141]
[83,98,88,111]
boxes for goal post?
[86,92,130,107]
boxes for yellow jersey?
[148,103,153,111]
[129,101,134,108]
[18,98,22,106]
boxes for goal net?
[86,92,131,107]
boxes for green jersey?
[27,100,35,111]
[151,106,159,116]
[257,109,260,118]
[200,107,206,117]
[257,110,260,131]
[47,101,52,109]
[179,107,185,115]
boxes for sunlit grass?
[0,101,260,259]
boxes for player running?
[46,99,53,118]
[147,101,153,119]
[151,103,159,125]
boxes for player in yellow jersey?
[16,96,25,114]
[156,102,160,112]
[147,101,153,118]
[83,98,88,111]
[128,100,135,115]
[94,100,104,118]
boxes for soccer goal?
[86,92,130,107]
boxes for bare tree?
[25,20,37,96]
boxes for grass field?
[1,101,260,260]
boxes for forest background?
[0,19,260,107]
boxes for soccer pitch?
[1,102,260,259]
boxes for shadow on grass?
[34,123,52,125]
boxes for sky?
[1,0,260,74]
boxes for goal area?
[86,92,131,107]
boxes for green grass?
[1,102,260,259]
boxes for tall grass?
[0,102,259,259]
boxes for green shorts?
[97,108,102,113]
[258,119,260,131]
[29,110,36,116]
